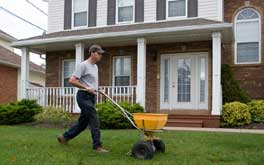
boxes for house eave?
[11,23,233,50]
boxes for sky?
[0,0,48,65]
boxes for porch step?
[166,119,203,127]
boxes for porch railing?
[26,86,136,113]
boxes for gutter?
[12,23,233,47]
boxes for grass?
[0,126,264,165]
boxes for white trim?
[136,37,146,109]
[217,0,223,21]
[21,48,30,99]
[71,0,89,29]
[212,32,221,115]
[112,56,132,86]
[116,0,135,24]
[12,23,232,47]
[160,52,208,110]
[160,56,171,109]
[61,59,75,87]
[234,8,261,64]
[166,0,188,20]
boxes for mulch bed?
[240,123,264,129]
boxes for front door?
[160,52,208,110]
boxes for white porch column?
[21,48,30,99]
[74,43,85,113]
[136,38,146,109]
[212,32,222,115]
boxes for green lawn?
[0,126,264,165]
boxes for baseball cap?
[89,44,105,54]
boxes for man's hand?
[85,86,96,95]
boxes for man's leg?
[59,91,89,142]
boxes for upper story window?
[117,0,134,23]
[72,0,88,27]
[167,0,187,18]
[235,8,261,64]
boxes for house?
[11,0,264,127]
[0,30,45,104]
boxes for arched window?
[235,8,261,64]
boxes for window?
[167,0,187,18]
[63,60,75,87]
[235,8,261,64]
[113,56,131,86]
[117,0,134,23]
[72,0,88,27]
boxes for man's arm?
[69,76,96,95]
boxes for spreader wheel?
[132,141,154,159]
[153,139,165,153]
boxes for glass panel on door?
[177,58,191,103]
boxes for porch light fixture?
[181,45,187,52]
[150,47,158,61]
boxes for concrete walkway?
[164,127,264,134]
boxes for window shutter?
[107,0,116,25]
[135,0,144,22]
[89,0,97,27]
[64,0,72,29]
[157,0,166,20]
[188,0,198,17]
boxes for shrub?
[96,101,144,129]
[221,64,251,104]
[248,100,264,123]
[221,101,251,127]
[34,107,76,126]
[0,99,42,125]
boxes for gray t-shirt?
[72,60,98,90]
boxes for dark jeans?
[63,90,102,149]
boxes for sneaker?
[57,136,68,145]
[95,147,109,153]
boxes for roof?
[0,30,17,42]
[12,18,233,52]
[0,45,45,74]
[23,18,224,41]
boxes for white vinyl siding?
[198,0,219,21]
[144,0,156,22]
[97,0,108,27]
[47,0,223,32]
[47,0,64,33]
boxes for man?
[57,44,109,153]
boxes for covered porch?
[12,19,233,127]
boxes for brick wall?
[224,0,264,99]
[0,65,17,104]
[146,41,212,113]
[46,50,75,87]
[46,41,212,113]
[46,47,137,87]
